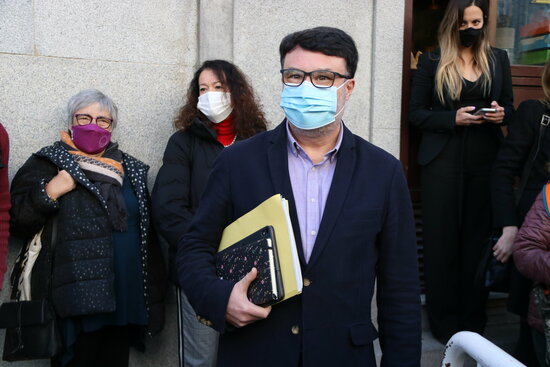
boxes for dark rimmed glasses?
[74,114,113,129]
[280,68,351,88]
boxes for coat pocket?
[349,322,378,346]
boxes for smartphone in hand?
[473,108,496,116]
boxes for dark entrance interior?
[400,0,546,291]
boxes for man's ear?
[345,79,355,101]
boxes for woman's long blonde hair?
[435,0,493,104]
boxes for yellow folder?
[219,194,303,302]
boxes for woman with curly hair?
[152,59,268,367]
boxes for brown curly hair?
[174,60,268,138]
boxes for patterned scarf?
[61,131,128,231]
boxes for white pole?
[441,331,525,367]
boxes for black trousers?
[53,325,133,367]
[421,127,498,342]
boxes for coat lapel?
[267,121,306,265]
[123,153,152,258]
[306,125,356,268]
[123,153,150,234]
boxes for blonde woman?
[409,0,513,344]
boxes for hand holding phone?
[473,108,496,116]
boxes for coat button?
[291,325,300,335]
[303,278,311,287]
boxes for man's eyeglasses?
[280,68,351,88]
[74,114,113,129]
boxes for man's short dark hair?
[279,26,359,78]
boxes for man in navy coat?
[177,26,421,367]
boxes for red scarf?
[211,115,237,147]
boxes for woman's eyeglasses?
[74,114,113,129]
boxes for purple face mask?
[71,124,111,154]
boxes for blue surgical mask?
[280,81,347,130]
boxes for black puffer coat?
[152,118,226,283]
[10,142,166,336]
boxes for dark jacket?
[492,100,550,316]
[513,188,550,333]
[152,118,225,282]
[9,142,166,336]
[178,121,421,367]
[492,100,550,228]
[409,47,514,166]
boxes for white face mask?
[197,92,233,123]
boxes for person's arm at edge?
[377,159,422,367]
[0,124,9,289]
[513,191,550,285]
[492,101,536,227]
[491,101,539,261]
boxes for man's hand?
[225,268,271,327]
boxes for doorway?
[400,0,547,292]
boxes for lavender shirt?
[286,122,343,263]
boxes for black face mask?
[459,27,482,47]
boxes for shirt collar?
[286,120,344,163]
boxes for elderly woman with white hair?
[9,89,166,367]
